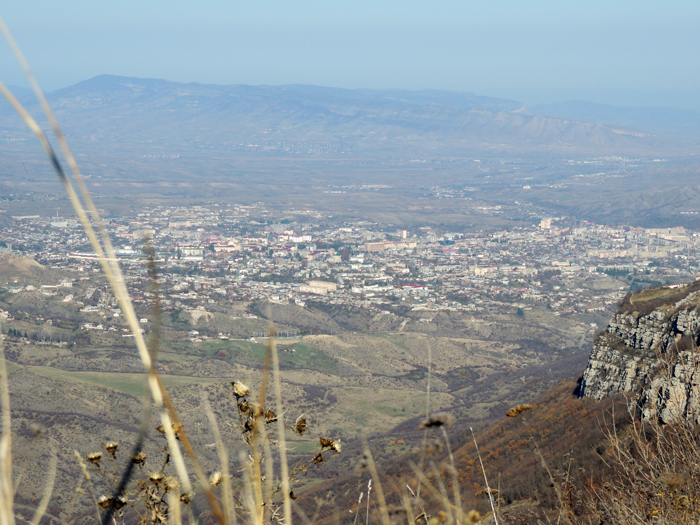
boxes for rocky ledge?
[580,287,700,423]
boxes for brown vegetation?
[618,280,700,316]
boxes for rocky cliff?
[580,283,700,423]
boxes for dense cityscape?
[1,202,697,342]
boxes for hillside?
[534,100,700,139]
[295,283,700,523]
[0,75,692,156]
[295,378,628,524]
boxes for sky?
[1,1,699,110]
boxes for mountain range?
[1,75,697,157]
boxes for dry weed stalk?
[583,410,700,524]
[0,14,253,525]
[0,342,15,525]
[229,332,342,523]
[470,427,499,525]
[0,16,323,525]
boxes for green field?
[193,338,337,374]
[17,365,218,397]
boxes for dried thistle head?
[231,380,251,398]
[104,441,119,457]
[132,452,147,465]
[263,409,277,424]
[148,471,165,485]
[420,412,454,429]
[475,488,499,497]
[465,510,481,525]
[165,476,180,491]
[238,401,253,417]
[320,437,342,453]
[97,495,127,511]
[210,471,222,486]
[156,422,183,440]
[86,452,102,465]
[313,453,325,464]
[294,415,307,435]
[173,422,184,441]
[506,404,532,418]
[180,492,192,505]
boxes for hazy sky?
[1,1,699,109]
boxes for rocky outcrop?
[580,290,700,424]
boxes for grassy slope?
[296,378,628,523]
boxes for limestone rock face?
[580,290,700,424]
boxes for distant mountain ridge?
[534,100,700,139]
[0,75,695,156]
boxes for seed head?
[155,422,183,440]
[132,452,147,465]
[313,453,325,464]
[420,412,454,429]
[97,495,127,511]
[86,452,102,465]
[104,441,119,457]
[165,476,180,491]
[210,471,222,486]
[264,409,277,424]
[231,380,251,398]
[148,471,165,485]
[238,401,253,417]
[294,415,307,435]
[320,437,342,453]
[180,492,192,505]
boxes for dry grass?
[576,410,700,524]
